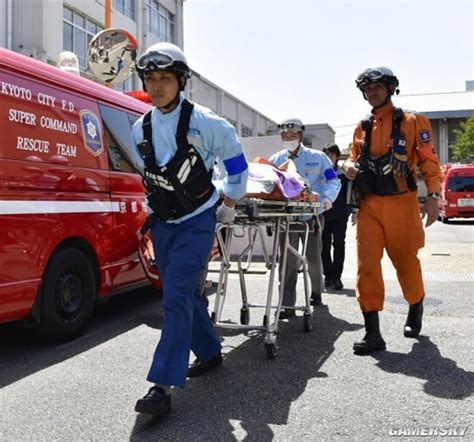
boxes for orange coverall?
[350,102,441,312]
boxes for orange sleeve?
[413,114,441,194]
[349,123,363,162]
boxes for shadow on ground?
[372,335,474,400]
[0,286,163,388]
[130,305,361,441]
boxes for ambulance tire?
[40,248,96,340]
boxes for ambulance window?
[99,104,136,173]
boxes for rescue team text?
[16,136,77,157]
[1,81,75,111]
[9,109,78,133]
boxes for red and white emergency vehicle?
[0,47,156,339]
[438,163,474,223]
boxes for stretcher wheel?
[265,343,277,359]
[211,311,216,323]
[303,313,312,332]
[240,308,250,325]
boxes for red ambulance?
[0,47,157,339]
[438,163,474,223]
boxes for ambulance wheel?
[303,312,312,332]
[265,343,277,359]
[441,215,450,224]
[40,248,96,340]
[240,307,250,325]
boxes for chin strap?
[158,92,181,113]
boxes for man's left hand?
[422,197,438,227]
[322,198,332,211]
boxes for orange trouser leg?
[356,195,385,311]
[356,193,425,312]
[382,192,425,305]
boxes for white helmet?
[278,117,305,133]
[136,42,191,90]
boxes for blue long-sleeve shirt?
[269,144,341,214]
[132,96,248,223]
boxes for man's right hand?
[343,161,359,181]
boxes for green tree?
[450,117,474,162]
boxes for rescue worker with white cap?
[343,66,441,354]
[131,42,248,417]
[269,118,341,316]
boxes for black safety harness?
[137,99,215,221]
[354,107,417,198]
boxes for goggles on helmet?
[278,122,304,133]
[136,51,175,72]
[356,68,386,85]
[356,68,398,91]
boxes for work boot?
[353,311,386,355]
[404,299,423,338]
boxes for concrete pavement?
[1,220,473,441]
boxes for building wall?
[0,0,276,137]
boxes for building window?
[224,117,237,128]
[148,1,175,42]
[114,0,135,20]
[241,125,253,138]
[63,7,102,70]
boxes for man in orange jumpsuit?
[343,67,441,354]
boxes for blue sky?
[183,0,473,146]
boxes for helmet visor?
[136,51,175,71]
[279,122,304,133]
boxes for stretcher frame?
[211,198,320,359]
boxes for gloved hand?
[216,203,235,224]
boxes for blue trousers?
[147,207,221,388]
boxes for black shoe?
[187,352,223,378]
[135,386,171,416]
[333,278,343,290]
[278,309,296,319]
[353,311,386,355]
[310,292,322,306]
[324,277,333,288]
[404,299,423,338]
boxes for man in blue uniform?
[269,118,340,316]
[130,42,248,417]
[321,143,356,291]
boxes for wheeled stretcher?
[211,198,321,359]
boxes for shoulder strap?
[138,110,156,169]
[361,115,373,157]
[142,110,153,147]
[391,107,404,139]
[176,99,194,150]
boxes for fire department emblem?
[80,110,104,156]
